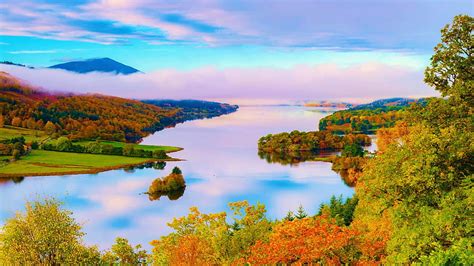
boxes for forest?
[318,98,426,134]
[0,15,472,265]
[0,74,238,143]
[258,130,371,153]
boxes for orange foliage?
[247,215,359,265]
[0,72,179,142]
[157,235,214,266]
[376,122,410,153]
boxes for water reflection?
[258,150,336,166]
[123,161,167,172]
[146,187,186,201]
[0,176,25,185]
[0,106,354,250]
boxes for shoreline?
[0,157,184,178]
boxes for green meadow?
[0,150,177,177]
[0,127,182,177]
[0,126,49,142]
[75,140,182,153]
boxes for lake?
[0,106,356,249]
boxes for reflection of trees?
[258,150,335,166]
[258,150,363,188]
[0,176,25,185]
[147,186,185,201]
[123,161,167,172]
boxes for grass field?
[74,140,182,153]
[0,126,49,142]
[0,126,182,177]
[0,150,179,177]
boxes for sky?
[0,0,472,103]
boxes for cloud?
[0,63,436,102]
[8,50,58,54]
[0,0,471,49]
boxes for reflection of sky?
[0,106,353,250]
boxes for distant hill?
[0,61,35,69]
[319,97,426,134]
[0,72,239,142]
[142,99,239,124]
[49,58,140,75]
[349,97,422,111]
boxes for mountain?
[49,58,140,75]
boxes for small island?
[146,167,186,201]
[258,130,371,153]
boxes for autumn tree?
[0,198,101,265]
[352,15,474,264]
[0,115,4,128]
[44,121,56,134]
[102,237,148,264]
[248,215,359,264]
[11,117,21,127]
[425,14,473,106]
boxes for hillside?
[319,97,426,133]
[350,97,421,110]
[49,58,140,74]
[143,99,238,123]
[0,72,239,142]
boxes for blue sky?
[0,0,472,101]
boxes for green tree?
[318,195,358,226]
[424,15,473,106]
[44,121,56,134]
[172,166,182,175]
[341,143,364,157]
[55,136,72,151]
[0,198,101,265]
[11,149,21,160]
[294,205,308,219]
[102,237,148,264]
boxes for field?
[0,126,49,142]
[0,126,182,177]
[75,140,182,153]
[0,150,179,177]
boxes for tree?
[44,121,56,134]
[102,237,148,264]
[11,149,21,160]
[294,205,308,219]
[11,117,21,127]
[424,15,473,106]
[0,198,100,265]
[0,115,4,128]
[55,137,72,151]
[172,166,182,175]
[123,144,134,156]
[248,216,358,264]
[153,149,167,159]
[341,143,364,157]
[26,118,36,129]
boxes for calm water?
[0,106,355,249]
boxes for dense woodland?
[258,130,371,153]
[0,15,472,265]
[318,98,426,134]
[143,99,238,124]
[0,74,237,143]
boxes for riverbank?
[0,149,182,178]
